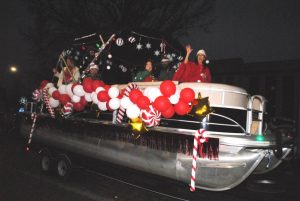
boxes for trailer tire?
[40,150,53,174]
[56,154,72,180]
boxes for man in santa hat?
[173,45,211,83]
[86,62,101,80]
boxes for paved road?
[1,131,300,201]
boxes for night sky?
[0,0,300,106]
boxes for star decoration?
[130,117,148,139]
[154,50,160,56]
[145,42,151,49]
[136,43,143,50]
[189,95,213,121]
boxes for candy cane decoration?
[190,129,207,192]
[26,112,37,151]
[116,83,138,124]
[42,88,55,118]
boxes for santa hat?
[89,62,99,70]
[196,49,207,57]
[161,56,170,63]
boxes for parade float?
[18,32,294,191]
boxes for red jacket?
[173,62,211,83]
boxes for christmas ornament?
[140,105,161,127]
[154,50,160,56]
[136,43,142,50]
[145,42,151,49]
[128,36,136,43]
[115,38,124,46]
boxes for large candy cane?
[190,129,207,192]
[42,88,55,118]
[116,83,138,124]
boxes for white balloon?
[84,93,92,102]
[49,97,59,108]
[108,98,120,110]
[143,87,151,97]
[91,92,99,104]
[120,96,133,109]
[48,87,57,96]
[45,82,54,89]
[169,94,180,104]
[73,85,85,97]
[95,87,105,94]
[126,104,141,119]
[175,89,181,97]
[108,87,119,98]
[147,87,162,102]
[71,95,80,103]
[66,83,74,98]
[58,85,67,94]
[97,101,107,111]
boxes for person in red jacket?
[173,45,211,83]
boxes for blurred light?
[108,54,112,59]
[10,66,17,73]
[106,65,111,70]
[256,135,264,142]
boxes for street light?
[10,66,18,73]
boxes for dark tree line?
[22,0,215,78]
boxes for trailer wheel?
[40,150,53,174]
[56,154,72,179]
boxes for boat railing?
[246,95,266,136]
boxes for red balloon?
[80,96,87,106]
[39,80,49,90]
[92,80,105,91]
[104,85,111,91]
[180,88,195,103]
[136,96,150,110]
[153,96,171,112]
[160,80,176,97]
[59,94,71,105]
[97,91,110,102]
[118,88,126,99]
[52,90,61,100]
[73,102,85,112]
[129,89,143,104]
[82,78,93,93]
[161,106,175,118]
[174,100,190,115]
